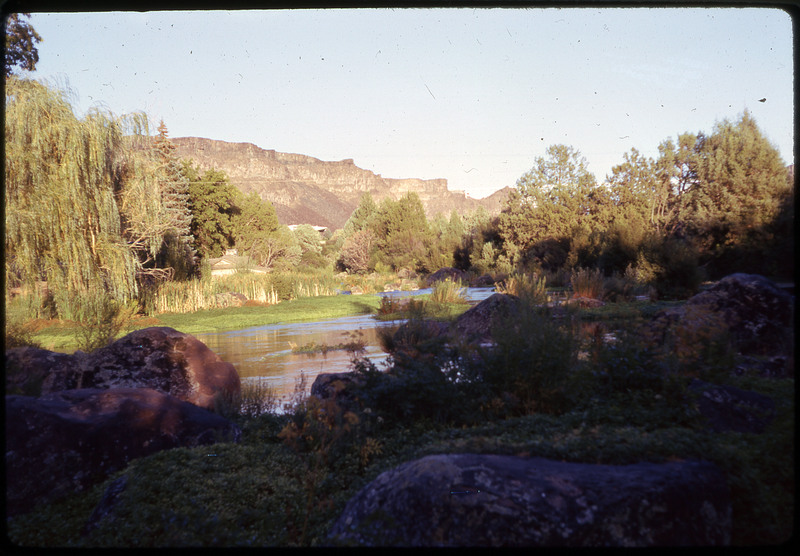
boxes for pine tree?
[152,121,196,279]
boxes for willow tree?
[4,77,169,319]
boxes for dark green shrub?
[479,304,581,416]
[270,274,295,301]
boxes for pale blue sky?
[24,7,794,199]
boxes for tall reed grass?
[140,271,341,316]
[569,267,605,300]
[495,272,548,305]
[429,278,468,304]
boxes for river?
[196,287,497,406]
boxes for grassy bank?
[26,294,384,353]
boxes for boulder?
[328,453,731,547]
[5,387,241,517]
[688,379,776,433]
[426,267,467,286]
[650,274,793,356]
[38,327,240,410]
[470,274,496,287]
[452,293,522,343]
[310,371,365,413]
[5,346,73,395]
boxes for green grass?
[28,294,384,353]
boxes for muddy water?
[197,288,496,405]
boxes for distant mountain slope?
[172,137,509,230]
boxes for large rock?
[5,346,72,395]
[310,371,365,413]
[328,453,731,546]
[452,293,522,343]
[688,379,776,433]
[425,267,467,286]
[35,327,240,409]
[650,274,793,356]
[5,387,241,517]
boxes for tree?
[292,224,323,257]
[232,191,280,264]
[151,121,196,279]
[680,111,791,271]
[338,228,377,274]
[184,164,241,259]
[4,13,41,77]
[4,77,148,319]
[341,192,378,238]
[497,144,600,269]
[372,192,432,271]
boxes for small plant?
[429,278,468,305]
[569,267,604,300]
[74,294,139,353]
[215,377,279,419]
[496,272,548,305]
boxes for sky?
[19,7,795,200]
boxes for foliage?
[478,305,582,417]
[338,228,376,274]
[183,163,241,259]
[4,12,41,76]
[231,191,280,266]
[214,377,279,420]
[74,294,140,353]
[495,272,548,306]
[4,77,153,320]
[151,122,197,280]
[680,111,791,270]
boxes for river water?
[196,287,496,405]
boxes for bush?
[479,304,581,416]
[74,295,139,353]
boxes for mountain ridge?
[172,137,510,230]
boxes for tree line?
[5,73,793,321]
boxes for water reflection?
[197,288,496,403]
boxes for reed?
[569,267,605,300]
[429,278,468,305]
[141,270,346,316]
[495,272,548,305]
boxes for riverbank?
[27,294,385,353]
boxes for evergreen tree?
[152,121,196,279]
[183,163,241,259]
[372,192,432,271]
[341,192,378,239]
[497,144,600,268]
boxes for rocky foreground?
[5,273,793,546]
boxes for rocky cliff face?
[172,137,508,230]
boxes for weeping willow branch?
[4,77,180,320]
